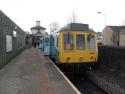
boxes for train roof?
[59,23,91,32]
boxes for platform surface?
[0,48,77,94]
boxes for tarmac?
[0,48,79,94]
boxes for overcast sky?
[1,0,125,32]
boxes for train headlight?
[79,57,83,61]
[67,57,70,63]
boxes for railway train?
[40,33,50,55]
[43,23,98,72]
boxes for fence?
[98,46,125,73]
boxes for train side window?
[64,33,74,50]
[57,36,59,48]
[76,34,85,50]
[87,35,96,50]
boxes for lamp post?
[98,11,106,26]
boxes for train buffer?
[0,48,80,94]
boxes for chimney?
[36,21,40,26]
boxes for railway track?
[66,73,110,94]
[49,57,110,94]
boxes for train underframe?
[57,62,98,75]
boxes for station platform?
[0,48,80,94]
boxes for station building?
[103,26,125,46]
[31,21,46,47]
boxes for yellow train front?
[50,23,98,72]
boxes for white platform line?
[48,57,81,94]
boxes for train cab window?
[87,34,96,50]
[64,33,74,50]
[76,34,85,50]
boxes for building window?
[13,31,17,37]
[6,35,12,52]
[17,34,22,49]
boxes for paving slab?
[0,48,78,94]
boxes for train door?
[43,36,50,55]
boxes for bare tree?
[49,21,60,33]
[67,11,79,24]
